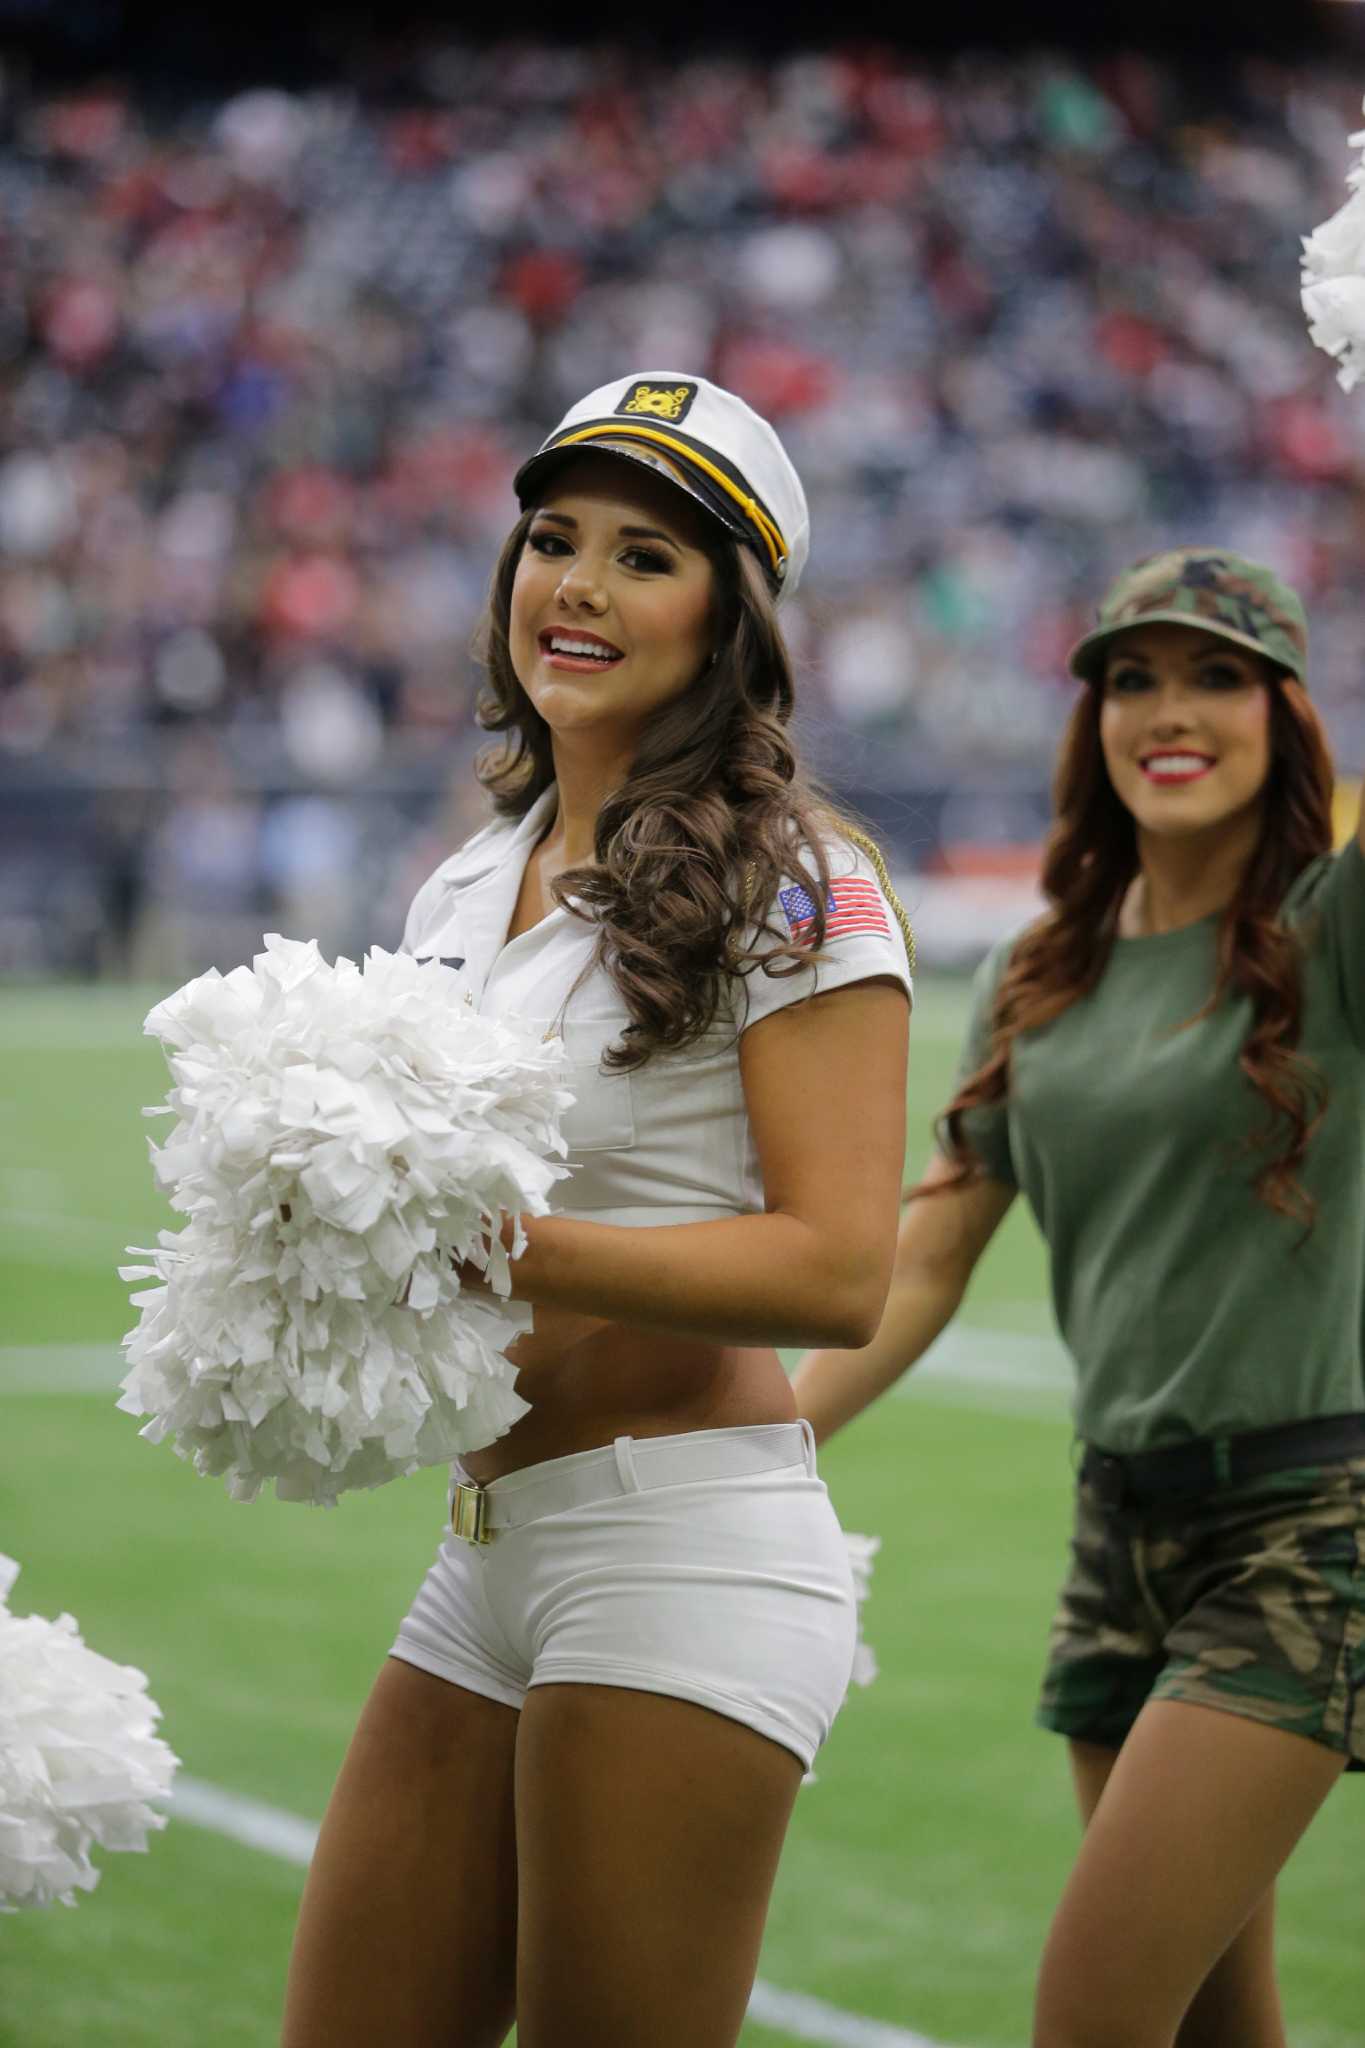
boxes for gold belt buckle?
[451,1482,492,1545]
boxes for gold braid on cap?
[733,828,915,974]
[551,422,788,576]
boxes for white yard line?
[0,1344,129,1391]
[745,1982,953,2048]
[170,1775,953,2048]
[905,1325,1070,1416]
[0,1215,127,1263]
[0,993,166,1052]
[1,1333,1073,1416]
[172,1775,321,1866]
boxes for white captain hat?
[513,372,810,600]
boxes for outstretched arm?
[792,1151,1015,1444]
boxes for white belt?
[450,1422,810,1544]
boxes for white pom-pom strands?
[1302,102,1365,391]
[118,936,575,1506]
[801,1529,881,1787]
[0,1556,178,1911]
[843,1530,881,1693]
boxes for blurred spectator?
[1,43,1363,973]
[133,736,266,980]
[260,793,362,957]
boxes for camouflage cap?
[1068,547,1308,687]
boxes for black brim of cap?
[514,442,750,545]
[513,428,785,589]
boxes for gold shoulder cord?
[843,826,917,974]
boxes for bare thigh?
[1034,1702,1345,2048]
[1069,1738,1285,2048]
[514,1683,805,2048]
[281,1658,520,2048]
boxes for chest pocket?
[551,1017,636,1154]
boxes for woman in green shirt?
[795,547,1365,2048]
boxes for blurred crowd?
[2,41,1364,972]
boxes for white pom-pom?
[117,936,575,1506]
[843,1530,881,1691]
[801,1527,883,1787]
[0,1556,178,1911]
[1302,112,1365,390]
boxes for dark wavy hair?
[472,508,852,1070]
[939,668,1336,1230]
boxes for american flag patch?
[779,877,891,945]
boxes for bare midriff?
[460,1303,796,1483]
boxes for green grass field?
[0,980,1358,2048]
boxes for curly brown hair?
[472,509,855,1070]
[940,670,1336,1229]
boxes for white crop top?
[401,786,913,1227]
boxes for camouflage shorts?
[1037,1458,1365,1765]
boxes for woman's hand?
[450,1213,524,1298]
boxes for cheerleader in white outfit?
[280,373,913,2048]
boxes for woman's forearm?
[791,1159,1014,1443]
[504,1209,892,1352]
[791,1265,965,1444]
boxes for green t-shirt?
[956,841,1365,1452]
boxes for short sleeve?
[946,937,1018,1187]
[736,835,914,1033]
[1286,837,1365,1045]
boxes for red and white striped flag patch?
[778,877,890,945]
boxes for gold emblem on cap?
[621,383,693,421]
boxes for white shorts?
[390,1420,857,1769]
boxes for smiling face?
[1098,621,1276,845]
[508,454,720,759]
